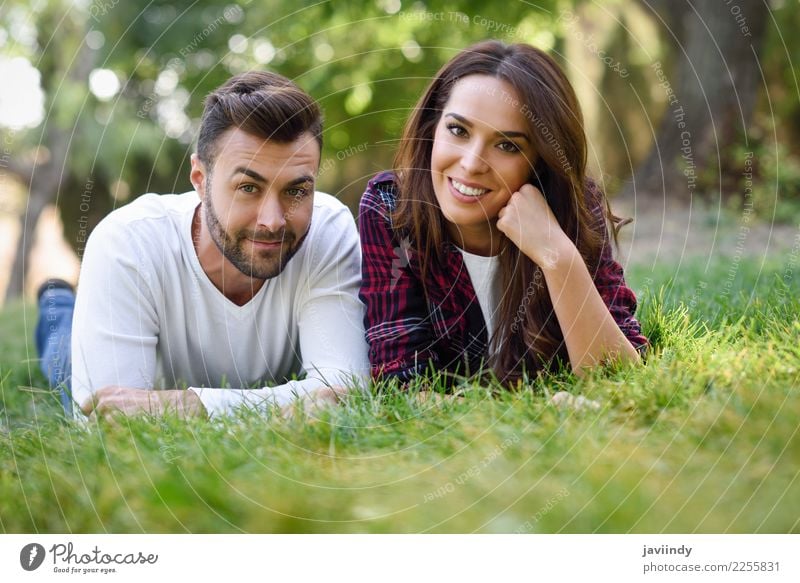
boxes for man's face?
[190,127,319,280]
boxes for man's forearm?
[190,373,365,417]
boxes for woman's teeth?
[451,178,488,197]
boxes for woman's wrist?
[522,232,578,273]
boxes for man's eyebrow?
[231,167,268,182]
[445,112,530,141]
[283,175,315,188]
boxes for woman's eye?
[498,141,521,153]
[446,123,467,138]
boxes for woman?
[359,40,647,388]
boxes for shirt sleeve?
[71,218,160,413]
[189,378,344,417]
[586,181,649,354]
[593,249,649,353]
[191,200,370,417]
[358,177,439,381]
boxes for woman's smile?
[447,177,491,201]
[430,74,536,252]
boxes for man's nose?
[256,195,287,232]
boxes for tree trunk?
[4,29,95,301]
[625,0,769,199]
[6,166,63,299]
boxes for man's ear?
[190,153,207,198]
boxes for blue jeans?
[34,284,75,416]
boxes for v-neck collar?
[182,199,270,313]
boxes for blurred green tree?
[1,0,559,301]
[3,0,795,303]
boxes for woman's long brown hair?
[392,40,625,384]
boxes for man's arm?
[81,385,206,420]
[71,217,164,415]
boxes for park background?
[0,0,798,533]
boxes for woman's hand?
[496,183,572,269]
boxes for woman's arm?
[358,175,440,380]
[539,238,641,374]
[497,183,643,375]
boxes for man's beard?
[203,185,309,280]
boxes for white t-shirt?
[458,248,501,341]
[71,191,369,417]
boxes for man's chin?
[242,239,307,280]
[225,227,309,280]
[238,255,289,280]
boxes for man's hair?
[196,71,323,167]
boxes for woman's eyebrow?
[444,112,530,141]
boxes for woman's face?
[430,74,537,255]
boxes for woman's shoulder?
[369,170,398,188]
[362,171,399,212]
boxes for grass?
[1,255,798,533]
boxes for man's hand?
[81,386,208,421]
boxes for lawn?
[1,256,798,533]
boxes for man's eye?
[287,187,309,197]
[239,184,258,194]
[446,123,467,138]
[498,141,521,153]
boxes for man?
[37,71,368,420]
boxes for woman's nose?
[459,141,490,175]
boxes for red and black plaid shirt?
[358,171,647,382]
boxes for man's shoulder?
[292,192,358,275]
[92,191,195,238]
[102,191,198,225]
[309,191,357,233]
[87,191,196,257]
[312,190,351,216]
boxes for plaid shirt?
[358,171,647,382]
